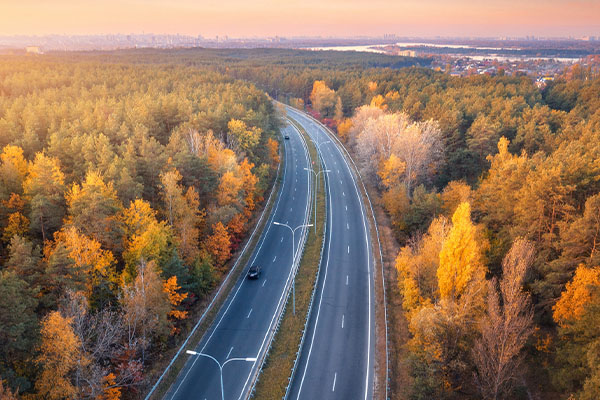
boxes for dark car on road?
[284,135,290,140]
[247,265,261,279]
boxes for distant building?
[397,50,417,57]
[25,46,42,54]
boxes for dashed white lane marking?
[273,256,277,263]
[347,223,349,230]
[346,275,349,285]
[295,187,297,192]
[293,196,295,200]
[226,346,233,358]
[281,236,284,242]
[337,169,340,174]
[345,205,347,211]
[340,180,342,185]
[347,245,350,254]
[332,373,337,392]
[342,191,345,196]
[247,308,253,319]
[290,207,293,212]
[342,314,345,329]
[262,279,267,287]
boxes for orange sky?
[0,0,598,37]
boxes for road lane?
[286,106,375,400]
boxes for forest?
[1,48,599,399]
[0,57,280,398]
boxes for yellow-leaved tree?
[160,168,203,263]
[163,275,188,334]
[438,202,486,301]
[553,264,600,327]
[204,221,231,269]
[36,311,84,400]
[398,202,487,396]
[52,226,117,297]
[121,199,172,281]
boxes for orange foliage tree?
[36,311,83,400]
[553,264,600,327]
[204,221,231,269]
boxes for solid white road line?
[227,347,234,358]
[247,308,253,319]
[332,373,337,392]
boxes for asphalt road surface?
[285,106,375,400]
[164,120,312,400]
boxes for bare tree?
[472,239,535,399]
[353,110,442,193]
[60,290,142,398]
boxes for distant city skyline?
[0,0,598,38]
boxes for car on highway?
[247,265,261,279]
[284,135,290,140]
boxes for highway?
[164,120,313,400]
[285,106,375,400]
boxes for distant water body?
[307,42,580,63]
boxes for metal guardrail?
[285,105,390,400]
[282,119,329,400]
[246,117,314,399]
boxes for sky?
[0,0,598,38]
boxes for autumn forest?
[1,49,600,399]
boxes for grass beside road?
[145,140,285,400]
[252,118,326,399]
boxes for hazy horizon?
[0,0,598,38]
